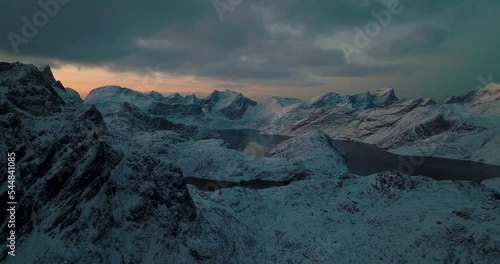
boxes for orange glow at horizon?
[50,64,389,101]
[50,64,333,100]
[51,65,217,98]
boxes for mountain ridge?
[2,62,500,263]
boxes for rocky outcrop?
[0,62,200,263]
[148,101,204,118]
[197,90,257,120]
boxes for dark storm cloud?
[315,62,412,77]
[369,26,456,58]
[0,0,498,92]
[0,0,211,62]
[215,83,247,89]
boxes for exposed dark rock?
[148,101,204,117]
[414,114,454,138]
[197,90,257,120]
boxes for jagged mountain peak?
[375,87,398,100]
[1,63,76,105]
[2,61,500,263]
[372,87,399,105]
[375,87,394,94]
[482,82,500,91]
[311,91,341,98]
[0,62,66,115]
[85,85,157,110]
[309,88,398,110]
[207,89,244,100]
[310,92,346,107]
[0,62,52,86]
[148,90,164,100]
[79,104,109,135]
[90,85,128,93]
[39,64,56,84]
[166,92,182,98]
[445,82,500,105]
[477,82,500,102]
[198,89,257,120]
[164,92,198,104]
[271,96,304,107]
[0,61,38,74]
[214,89,239,94]
[202,90,254,105]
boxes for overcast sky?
[1,0,498,100]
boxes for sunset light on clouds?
[1,0,498,100]
[49,64,216,98]
[1,1,500,263]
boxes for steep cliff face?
[0,62,64,116]
[163,92,199,105]
[197,90,257,120]
[1,62,499,263]
[333,85,500,164]
[148,101,204,119]
[310,88,398,111]
[0,62,202,263]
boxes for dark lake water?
[212,129,500,183]
[184,177,291,192]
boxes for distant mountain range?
[1,62,499,263]
[78,68,500,165]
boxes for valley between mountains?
[1,62,499,263]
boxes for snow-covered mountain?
[310,92,347,108]
[333,84,500,165]
[170,130,347,182]
[164,92,199,105]
[242,96,308,129]
[445,83,500,105]
[196,89,257,120]
[84,87,258,123]
[188,170,499,263]
[84,85,158,111]
[148,91,200,105]
[310,88,398,111]
[1,62,499,263]
[245,88,401,135]
[0,63,207,263]
[0,62,67,116]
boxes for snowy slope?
[163,92,199,104]
[2,62,499,263]
[310,92,347,107]
[84,85,158,111]
[310,88,398,111]
[242,97,308,129]
[196,90,257,120]
[335,84,500,165]
[188,170,499,263]
[243,88,400,135]
[1,62,236,263]
[170,130,347,182]
[445,83,500,105]
[0,62,65,116]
